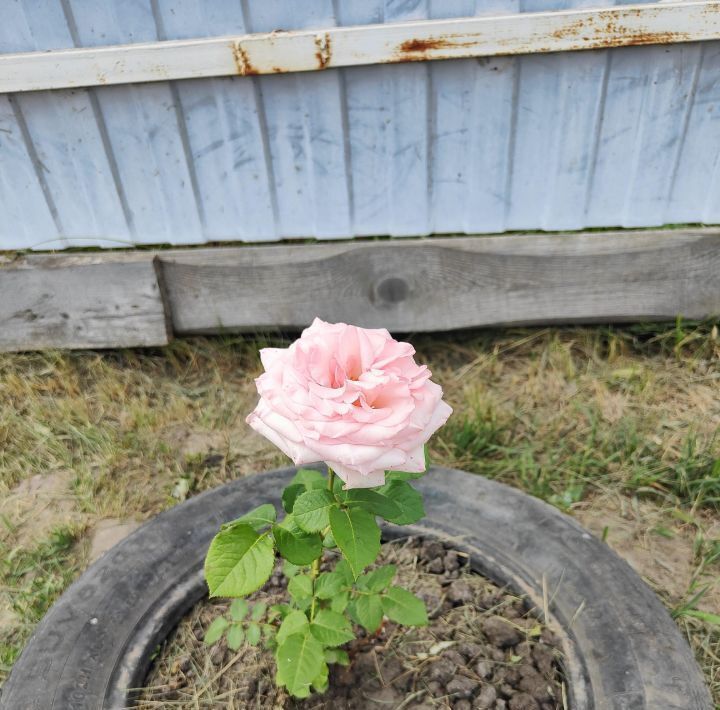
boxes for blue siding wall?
[0,0,718,249]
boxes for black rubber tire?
[1,466,711,710]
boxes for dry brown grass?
[1,324,719,701]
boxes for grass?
[0,322,719,701]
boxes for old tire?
[1,466,711,709]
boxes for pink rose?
[246,318,452,489]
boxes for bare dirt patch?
[139,538,566,710]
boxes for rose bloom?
[246,318,452,489]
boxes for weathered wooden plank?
[1,2,720,93]
[0,254,170,351]
[158,230,720,334]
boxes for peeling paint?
[314,32,332,69]
[232,42,258,76]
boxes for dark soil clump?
[138,537,566,709]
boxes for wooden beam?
[2,230,719,351]
[0,253,171,351]
[158,230,720,335]
[1,1,719,93]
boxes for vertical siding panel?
[463,0,520,233]
[0,95,57,249]
[585,46,650,227]
[621,44,703,226]
[150,1,276,241]
[426,0,475,234]
[337,0,389,236]
[244,1,351,239]
[666,43,720,223]
[384,0,430,236]
[66,0,203,244]
[1,1,130,249]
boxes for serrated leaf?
[329,507,380,579]
[293,489,337,532]
[330,590,349,613]
[291,468,327,489]
[315,572,344,600]
[322,529,336,548]
[226,623,245,650]
[238,503,277,530]
[204,616,229,644]
[382,587,428,626]
[282,484,305,513]
[360,564,397,593]
[310,609,355,647]
[230,598,249,621]
[325,648,350,666]
[288,574,313,604]
[354,593,384,632]
[277,610,310,644]
[276,632,325,698]
[334,558,354,586]
[246,622,262,645]
[378,480,425,525]
[341,490,401,520]
[274,524,322,565]
[251,601,267,621]
[204,524,275,598]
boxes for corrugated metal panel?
[0,0,718,249]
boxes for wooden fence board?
[0,254,170,351]
[159,230,720,334]
[1,230,719,351]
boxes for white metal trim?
[0,1,718,93]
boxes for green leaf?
[226,623,245,650]
[378,480,425,525]
[238,503,277,530]
[329,506,380,579]
[322,529,336,548]
[293,489,337,532]
[291,468,327,490]
[334,558,354,586]
[204,616,229,644]
[277,610,310,644]
[282,484,305,513]
[315,572,345,599]
[283,560,300,578]
[381,587,428,626]
[354,593,384,633]
[274,524,323,566]
[246,622,262,645]
[325,648,350,666]
[310,609,355,647]
[230,598,249,621]
[330,590,349,613]
[288,574,313,604]
[341,490,401,520]
[312,663,329,693]
[385,470,424,482]
[204,524,275,598]
[251,601,267,621]
[276,632,325,698]
[360,564,397,593]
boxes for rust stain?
[550,15,690,47]
[232,43,258,76]
[314,32,332,69]
[398,36,474,55]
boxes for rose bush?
[247,318,452,488]
[204,321,451,698]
